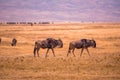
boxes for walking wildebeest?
[34,38,63,58]
[67,39,96,57]
[11,38,17,46]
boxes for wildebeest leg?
[11,43,13,46]
[37,48,40,57]
[67,52,69,57]
[67,48,71,57]
[45,48,49,58]
[72,48,75,57]
[86,48,90,56]
[51,48,55,57]
[80,48,84,56]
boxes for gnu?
[34,38,63,58]
[11,38,17,46]
[67,39,96,57]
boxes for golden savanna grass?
[0,23,120,80]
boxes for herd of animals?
[0,37,96,58]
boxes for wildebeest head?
[57,39,63,48]
[90,39,96,48]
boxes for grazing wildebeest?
[34,38,63,58]
[11,38,17,46]
[67,39,96,57]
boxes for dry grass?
[0,23,120,80]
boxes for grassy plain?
[0,23,120,80]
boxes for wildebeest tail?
[68,43,72,53]
[33,42,37,57]
[34,47,37,57]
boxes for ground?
[0,23,120,80]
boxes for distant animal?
[34,38,63,58]
[0,38,1,44]
[11,38,17,46]
[67,39,96,57]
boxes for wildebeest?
[11,38,17,46]
[67,39,96,57]
[34,38,63,58]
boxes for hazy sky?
[0,0,120,22]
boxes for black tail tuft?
[34,47,37,57]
